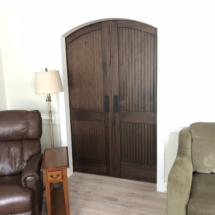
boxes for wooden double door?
[66,19,157,183]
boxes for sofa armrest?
[167,128,193,215]
[21,154,43,187]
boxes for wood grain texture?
[66,19,157,183]
[41,172,166,215]
[118,20,157,36]
[71,109,105,121]
[121,162,156,183]
[120,123,156,166]
[109,20,121,178]
[118,28,157,113]
[74,157,106,175]
[49,174,70,215]
[41,147,70,215]
[67,28,103,110]
[101,21,112,176]
[72,121,105,160]
[41,147,69,170]
[67,21,110,179]
[66,23,102,44]
[120,111,156,124]
[118,23,157,182]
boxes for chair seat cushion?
[187,173,215,215]
[0,185,33,214]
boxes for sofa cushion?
[190,122,215,173]
[0,110,42,141]
[187,173,215,215]
[0,140,41,176]
[0,185,33,214]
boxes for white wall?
[0,43,7,110]
[1,0,215,192]
[164,128,185,190]
[40,113,61,152]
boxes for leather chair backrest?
[189,122,215,173]
[0,110,42,176]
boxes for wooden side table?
[41,147,70,215]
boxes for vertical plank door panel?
[66,23,109,176]
[117,20,157,183]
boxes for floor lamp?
[35,68,63,148]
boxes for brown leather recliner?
[0,110,43,215]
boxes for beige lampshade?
[35,70,63,94]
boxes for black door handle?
[113,95,118,112]
[104,95,109,112]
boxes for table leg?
[62,169,70,215]
[44,172,52,215]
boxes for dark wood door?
[66,23,109,175]
[66,20,157,183]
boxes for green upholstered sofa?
[167,122,215,215]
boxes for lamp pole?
[45,68,54,148]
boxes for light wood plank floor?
[41,172,167,215]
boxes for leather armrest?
[167,128,193,215]
[21,154,43,187]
